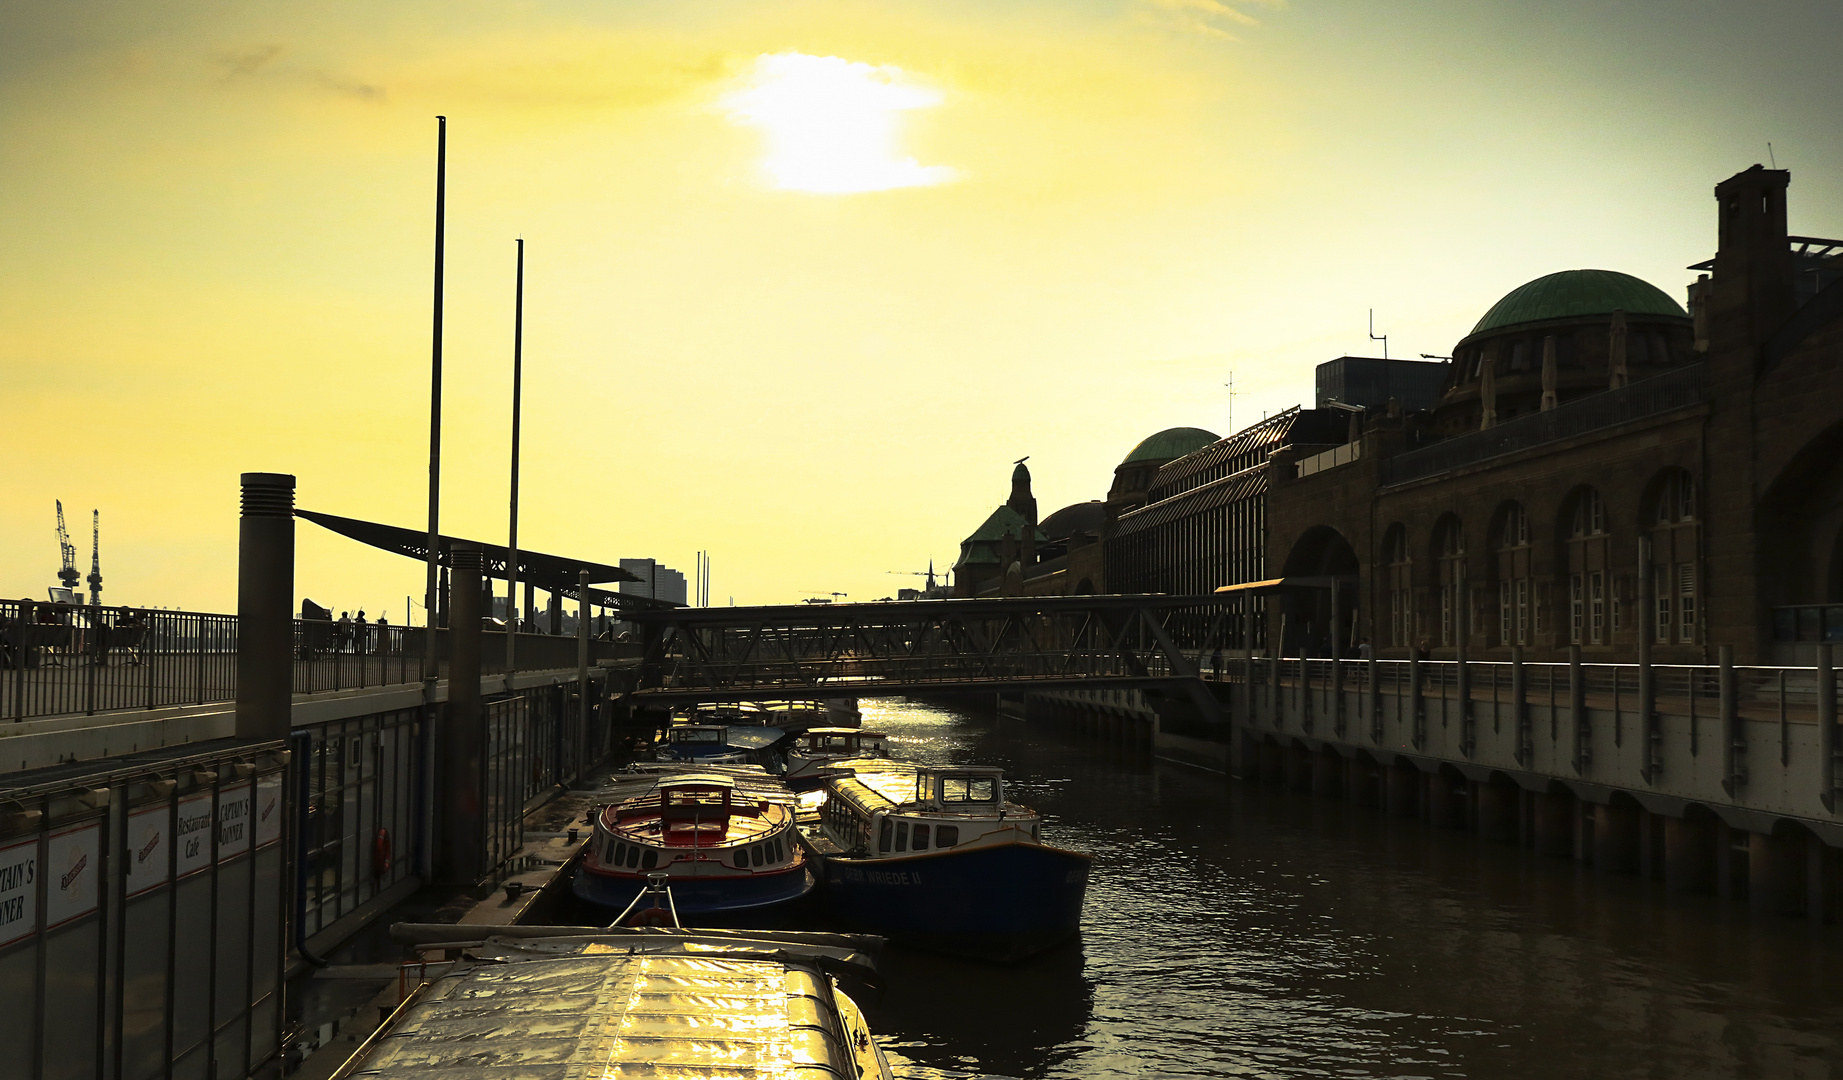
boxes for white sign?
[175,793,214,877]
[44,823,99,929]
[0,836,37,948]
[125,805,169,897]
[216,783,253,859]
[254,775,283,849]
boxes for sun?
[720,53,958,195]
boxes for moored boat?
[655,721,786,768]
[572,767,815,927]
[800,762,1090,961]
[782,727,891,788]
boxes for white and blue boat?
[573,767,816,927]
[800,762,1090,961]
[656,722,787,768]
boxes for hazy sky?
[3,0,1839,614]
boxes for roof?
[296,509,640,588]
[1122,427,1221,465]
[1038,501,1106,541]
[961,504,1043,544]
[1469,269,1689,337]
[345,935,882,1080]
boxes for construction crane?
[87,510,102,605]
[885,560,941,591]
[54,500,80,595]
[800,591,849,604]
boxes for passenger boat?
[572,767,815,927]
[350,925,891,1080]
[655,722,786,767]
[800,762,1090,961]
[781,727,890,788]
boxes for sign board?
[216,783,253,860]
[125,805,170,897]
[0,835,37,948]
[254,775,283,849]
[44,823,99,929]
[175,793,214,877]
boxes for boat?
[781,726,891,788]
[572,767,816,927]
[654,721,786,767]
[349,925,891,1080]
[800,761,1090,961]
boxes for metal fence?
[1382,363,1707,485]
[0,601,621,722]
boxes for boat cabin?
[908,767,1005,811]
[817,764,1038,857]
[795,728,888,757]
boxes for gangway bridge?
[621,593,1246,706]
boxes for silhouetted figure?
[337,611,353,653]
[355,610,369,654]
[1358,637,1374,661]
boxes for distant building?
[618,559,688,606]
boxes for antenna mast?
[87,510,102,605]
[1223,371,1237,434]
[1369,309,1388,359]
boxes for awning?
[1213,575,1357,594]
[296,509,641,589]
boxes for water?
[855,698,1843,1079]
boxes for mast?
[507,237,525,670]
[424,115,447,675]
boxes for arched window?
[1493,501,1532,646]
[1432,515,1465,648]
[1383,524,1411,648]
[1564,487,1610,646]
[1646,469,1699,645]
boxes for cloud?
[1135,0,1282,39]
[210,44,383,101]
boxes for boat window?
[774,836,785,862]
[912,824,930,849]
[751,844,764,867]
[676,729,723,743]
[942,777,998,802]
[625,845,641,869]
[895,821,909,853]
[612,842,626,866]
[641,848,658,869]
[878,818,892,853]
[732,847,749,869]
[936,825,959,848]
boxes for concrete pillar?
[439,542,485,884]
[1476,782,1517,844]
[1593,803,1641,874]
[1807,833,1830,926]
[1346,756,1379,807]
[1532,789,1574,858]
[1427,772,1461,830]
[1386,762,1419,818]
[1663,814,1714,893]
[234,473,296,742]
[1750,830,1807,917]
[1312,751,1341,800]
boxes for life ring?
[625,905,674,928]
[372,826,393,878]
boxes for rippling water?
[855,697,1843,1079]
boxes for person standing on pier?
[355,610,369,654]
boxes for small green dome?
[1122,427,1219,465]
[1470,269,1687,337]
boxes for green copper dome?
[1122,427,1219,465]
[1470,269,1687,337]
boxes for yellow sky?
[3,0,1839,613]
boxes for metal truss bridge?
[622,594,1245,707]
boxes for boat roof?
[342,934,877,1079]
[801,727,883,738]
[601,766,797,806]
[829,762,1012,813]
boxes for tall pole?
[506,237,524,672]
[423,115,448,682]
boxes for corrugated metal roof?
[1110,467,1268,539]
[346,941,883,1080]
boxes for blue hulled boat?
[572,767,815,927]
[800,762,1090,961]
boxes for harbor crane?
[885,560,941,590]
[54,500,80,595]
[87,510,102,605]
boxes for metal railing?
[2,601,623,722]
[1382,363,1707,485]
